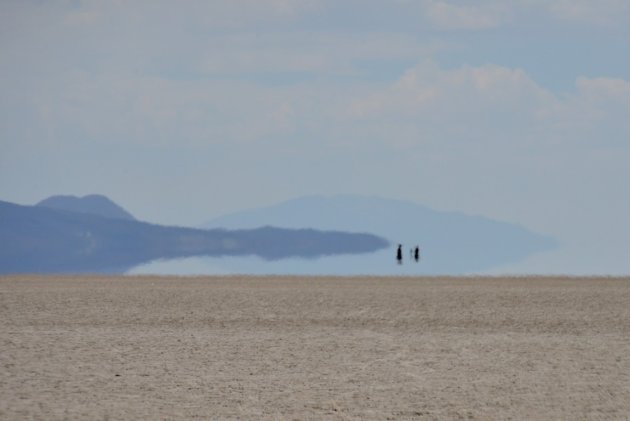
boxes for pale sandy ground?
[1,276,630,420]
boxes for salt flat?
[1,275,630,419]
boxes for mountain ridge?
[36,194,136,221]
[204,194,556,274]
[0,199,388,274]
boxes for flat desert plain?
[1,276,630,420]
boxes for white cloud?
[423,0,508,30]
[198,32,438,77]
[356,60,630,122]
[58,0,323,30]
[562,77,630,146]
[410,0,630,30]
[576,77,630,101]
[539,0,630,25]
[349,61,555,129]
[50,74,305,146]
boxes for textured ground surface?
[1,275,630,420]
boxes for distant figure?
[396,244,403,265]
[414,246,420,262]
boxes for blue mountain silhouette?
[36,194,136,221]
[204,195,556,274]
[0,198,388,274]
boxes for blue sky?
[1,1,629,274]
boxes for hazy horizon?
[1,1,629,274]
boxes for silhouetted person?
[414,246,420,262]
[396,244,403,264]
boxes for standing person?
[414,246,420,262]
[396,244,403,264]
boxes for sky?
[1,0,629,274]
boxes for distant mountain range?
[1,193,556,275]
[0,197,388,274]
[205,195,557,274]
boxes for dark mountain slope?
[0,200,388,274]
[36,194,136,221]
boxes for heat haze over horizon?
[1,1,629,274]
